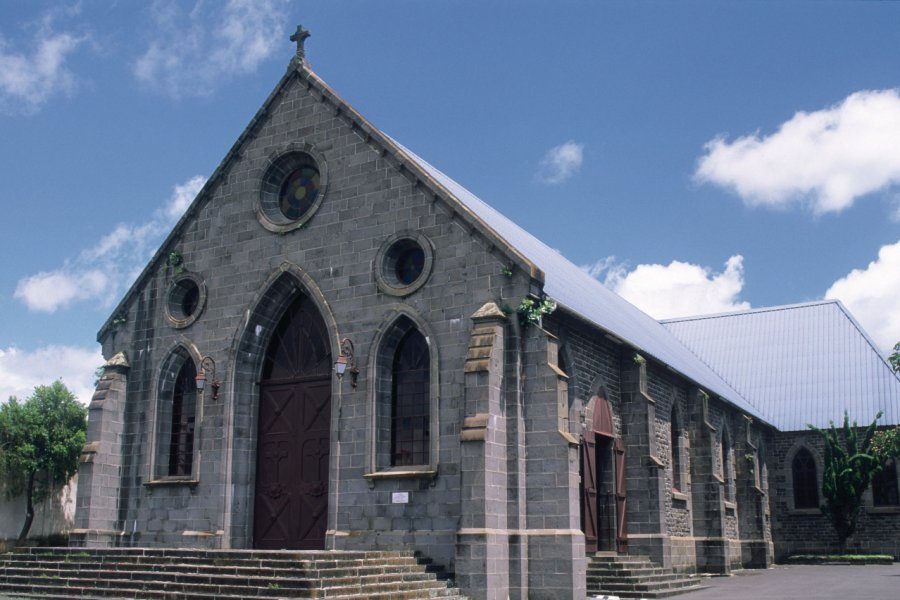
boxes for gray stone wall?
[647,371,692,540]
[770,429,900,559]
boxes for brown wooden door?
[254,295,331,550]
[614,437,628,553]
[580,428,599,554]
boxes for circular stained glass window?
[278,166,321,220]
[395,243,425,285]
[257,148,328,233]
[375,232,434,297]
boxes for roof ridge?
[660,299,841,324]
[830,300,900,371]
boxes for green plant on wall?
[808,411,882,553]
[517,296,556,326]
[744,453,756,475]
[871,427,900,460]
[167,251,185,274]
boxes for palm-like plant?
[808,411,882,553]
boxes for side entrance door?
[580,393,627,554]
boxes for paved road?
[674,563,900,600]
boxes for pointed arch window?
[168,360,197,476]
[721,428,735,502]
[151,349,200,482]
[792,447,819,509]
[391,329,430,467]
[370,314,437,475]
[671,405,684,493]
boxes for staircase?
[586,553,705,599]
[0,547,468,599]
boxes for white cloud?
[696,89,900,215]
[587,255,751,319]
[0,345,104,405]
[581,256,619,280]
[537,140,584,184]
[14,270,109,314]
[0,16,86,115]
[14,176,206,313]
[825,240,900,353]
[134,0,288,98]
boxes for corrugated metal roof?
[390,140,765,423]
[662,300,900,430]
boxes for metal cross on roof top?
[290,24,311,61]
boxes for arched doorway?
[581,393,627,554]
[253,293,332,549]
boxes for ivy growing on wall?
[517,296,556,326]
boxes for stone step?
[0,591,468,600]
[588,566,670,577]
[0,547,467,599]
[589,576,702,590]
[585,553,705,599]
[1,560,430,580]
[9,551,420,567]
[588,573,701,586]
[0,575,458,599]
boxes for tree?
[0,381,87,543]
[871,426,900,461]
[808,411,882,553]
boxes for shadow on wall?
[0,476,77,549]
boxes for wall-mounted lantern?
[334,338,359,388]
[195,356,220,401]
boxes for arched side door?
[581,394,626,554]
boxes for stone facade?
[769,430,900,560]
[70,40,900,600]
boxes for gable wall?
[97,71,530,560]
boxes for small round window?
[258,149,328,233]
[165,274,207,329]
[375,232,434,297]
[394,240,425,285]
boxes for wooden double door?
[253,295,332,550]
[580,395,627,554]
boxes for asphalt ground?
[674,563,900,600]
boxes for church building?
[72,28,900,600]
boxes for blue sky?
[2,1,900,403]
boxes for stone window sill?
[724,500,737,512]
[867,505,900,514]
[789,507,821,516]
[672,490,689,503]
[644,454,665,469]
[144,477,199,492]
[364,466,437,487]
